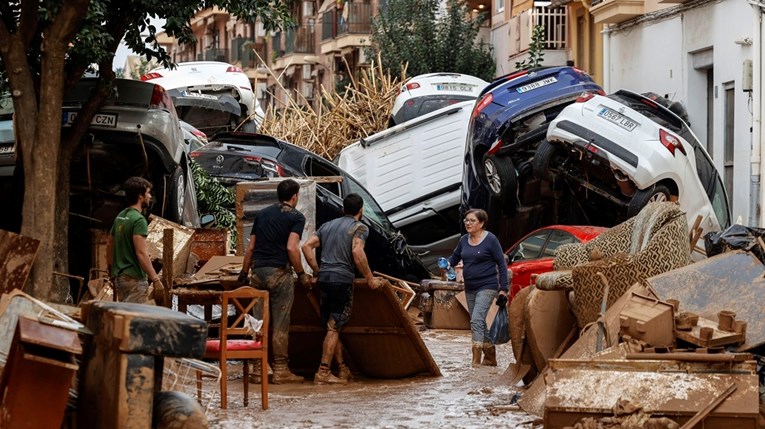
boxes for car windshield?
[344,175,396,231]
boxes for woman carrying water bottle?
[442,208,509,367]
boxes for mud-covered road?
[199,329,540,428]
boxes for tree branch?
[19,0,39,48]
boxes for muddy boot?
[337,363,353,382]
[314,364,347,385]
[471,343,483,367]
[248,360,262,384]
[482,343,497,366]
[272,362,304,384]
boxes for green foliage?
[129,58,155,80]
[367,0,495,82]
[190,160,237,250]
[515,25,546,70]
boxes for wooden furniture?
[200,286,269,410]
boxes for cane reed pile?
[257,56,406,160]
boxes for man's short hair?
[277,179,300,202]
[343,193,364,215]
[124,177,152,205]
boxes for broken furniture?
[78,301,207,429]
[200,286,268,410]
[618,292,675,348]
[646,250,765,351]
[0,317,82,429]
[419,279,470,330]
[510,202,692,384]
[543,357,760,428]
[0,229,40,293]
[288,279,441,379]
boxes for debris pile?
[258,57,405,160]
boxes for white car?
[534,89,731,234]
[390,73,487,126]
[142,61,262,133]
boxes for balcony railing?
[321,2,372,40]
[231,37,267,68]
[285,25,316,54]
[272,32,283,57]
[204,47,230,62]
[534,1,567,49]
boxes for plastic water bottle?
[437,257,457,281]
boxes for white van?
[337,100,475,272]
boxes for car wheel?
[166,166,185,223]
[532,139,560,183]
[483,156,516,199]
[627,184,670,217]
[240,119,258,133]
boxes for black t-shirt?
[251,202,306,269]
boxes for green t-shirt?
[110,207,149,280]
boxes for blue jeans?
[466,288,498,344]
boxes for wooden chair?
[199,286,269,410]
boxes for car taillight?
[192,129,208,144]
[488,138,503,155]
[659,129,686,156]
[190,152,201,158]
[576,91,597,103]
[243,155,262,163]
[140,72,163,81]
[405,82,421,91]
[226,66,244,73]
[641,98,658,108]
[149,85,176,114]
[472,93,493,119]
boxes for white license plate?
[62,112,119,128]
[433,83,474,92]
[516,76,558,93]
[598,108,638,131]
[0,145,13,154]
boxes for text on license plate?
[62,112,119,128]
[598,108,638,131]
[433,83,475,92]
[516,77,557,93]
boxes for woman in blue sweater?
[446,208,509,367]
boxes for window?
[344,175,395,230]
[508,231,548,261]
[723,85,734,207]
[398,206,461,246]
[497,0,505,12]
[542,230,577,257]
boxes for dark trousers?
[250,267,294,364]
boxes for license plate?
[598,107,638,131]
[0,145,13,154]
[62,111,119,128]
[516,76,558,93]
[433,83,475,92]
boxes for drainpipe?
[752,2,762,226]
[602,24,611,92]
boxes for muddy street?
[199,329,540,428]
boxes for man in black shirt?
[239,179,310,384]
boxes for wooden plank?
[0,229,40,293]
[161,229,174,307]
[675,317,745,348]
[145,216,194,280]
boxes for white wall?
[605,0,753,223]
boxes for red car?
[506,225,607,300]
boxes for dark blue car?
[461,66,603,219]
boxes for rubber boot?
[471,344,483,367]
[272,362,304,384]
[337,363,353,382]
[481,343,497,366]
[314,365,347,385]
[248,360,263,384]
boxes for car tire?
[166,166,186,223]
[240,119,258,133]
[627,184,670,217]
[532,139,560,183]
[483,156,516,199]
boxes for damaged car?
[64,78,200,228]
[191,132,431,281]
[390,73,488,126]
[534,89,731,232]
[462,66,603,220]
[142,61,264,135]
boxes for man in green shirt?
[107,177,163,304]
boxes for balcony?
[320,2,373,53]
[231,37,267,69]
[204,47,230,62]
[272,32,283,58]
[590,0,644,24]
[285,25,316,54]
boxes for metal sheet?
[646,251,765,351]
